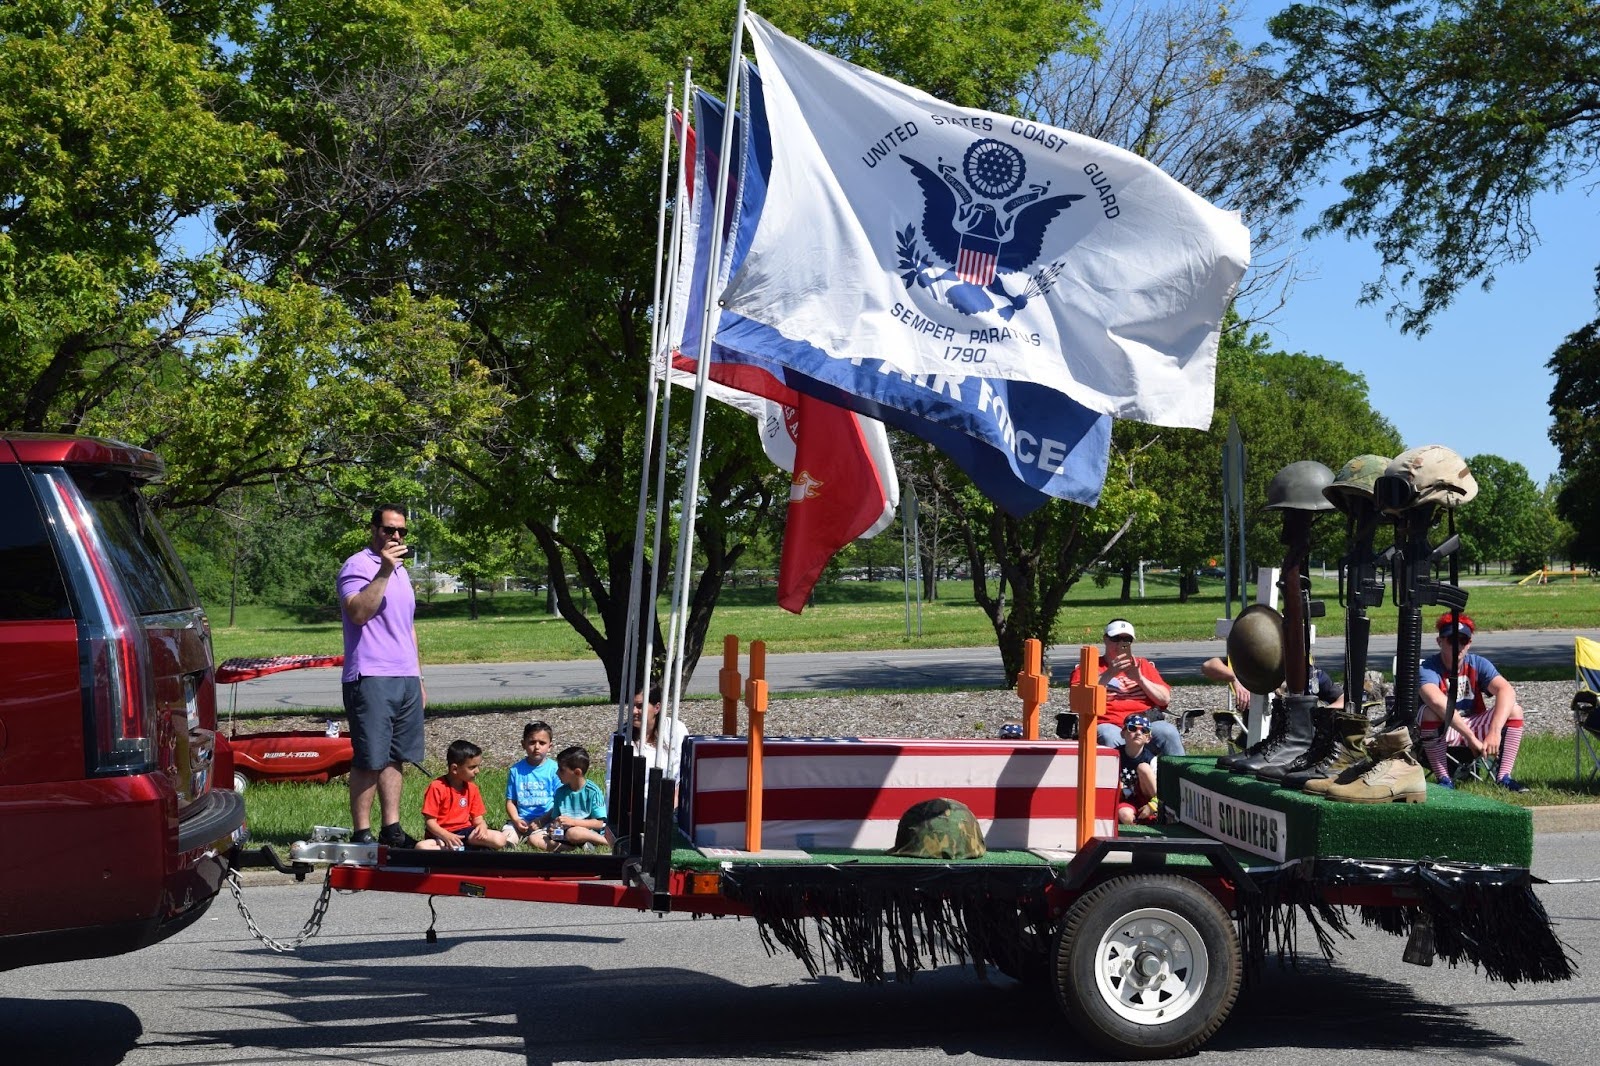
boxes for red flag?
[777,394,891,613]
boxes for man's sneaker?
[1435,776,1455,790]
[502,823,520,848]
[352,828,376,845]
[1497,774,1531,794]
[378,823,418,849]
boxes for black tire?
[1052,874,1241,1059]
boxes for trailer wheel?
[1053,875,1240,1059]
[233,771,248,794]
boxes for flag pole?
[662,0,747,756]
[646,60,695,741]
[618,79,682,738]
[639,59,696,722]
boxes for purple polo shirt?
[338,548,419,682]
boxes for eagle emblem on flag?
[897,138,1083,318]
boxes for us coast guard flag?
[683,74,1111,513]
[724,14,1251,430]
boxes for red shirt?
[422,777,486,833]
[1068,657,1167,728]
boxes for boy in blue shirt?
[541,745,612,850]
[504,721,560,848]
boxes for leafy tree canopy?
[1264,0,1600,333]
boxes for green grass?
[211,572,1600,667]
[241,764,617,851]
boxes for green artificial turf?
[1158,756,1532,867]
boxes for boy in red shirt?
[416,740,519,850]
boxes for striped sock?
[1421,728,1451,779]
[1497,723,1524,778]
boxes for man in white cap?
[1068,618,1186,755]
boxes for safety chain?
[226,866,334,952]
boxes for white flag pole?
[661,0,747,770]
[618,80,681,738]
[635,60,696,756]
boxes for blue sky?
[1232,6,1597,488]
[1258,181,1596,488]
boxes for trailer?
[248,652,1572,1060]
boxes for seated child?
[505,720,559,848]
[417,740,518,850]
[536,745,612,851]
[1117,713,1160,825]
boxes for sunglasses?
[1125,725,1151,735]
[1107,635,1133,644]
[377,524,408,537]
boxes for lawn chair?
[1574,635,1600,786]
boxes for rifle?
[1336,500,1389,716]
[1377,477,1468,734]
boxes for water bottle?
[326,720,340,738]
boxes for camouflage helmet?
[1226,602,1285,695]
[1377,445,1479,513]
[1323,454,1392,515]
[1264,461,1336,512]
[886,798,987,859]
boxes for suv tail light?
[36,471,158,773]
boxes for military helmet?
[1377,445,1479,513]
[886,798,987,859]
[1226,602,1285,694]
[1264,460,1336,512]
[1323,453,1392,514]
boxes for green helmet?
[886,798,987,859]
[1264,460,1336,512]
[1378,445,1479,513]
[1323,454,1392,515]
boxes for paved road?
[4,831,1596,1064]
[224,628,1585,712]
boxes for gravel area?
[241,678,1584,774]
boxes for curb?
[1531,805,1600,834]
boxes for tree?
[1020,0,1302,320]
[1114,325,1403,599]
[0,1,509,511]
[1455,455,1544,573]
[1548,275,1600,566]
[1263,0,1600,333]
[216,0,1100,698]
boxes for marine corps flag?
[725,14,1251,431]
[776,394,895,613]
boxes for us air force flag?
[725,14,1251,430]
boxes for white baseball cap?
[1104,619,1136,640]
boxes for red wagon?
[216,655,353,791]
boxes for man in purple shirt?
[338,504,425,847]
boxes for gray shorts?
[342,676,424,770]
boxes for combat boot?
[1232,695,1317,776]
[1305,723,1410,795]
[1283,712,1369,789]
[1259,697,1335,781]
[1323,726,1427,803]
[1217,695,1286,771]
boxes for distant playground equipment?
[216,655,353,791]
[1517,568,1595,585]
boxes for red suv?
[0,433,244,970]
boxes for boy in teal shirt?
[542,745,611,850]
